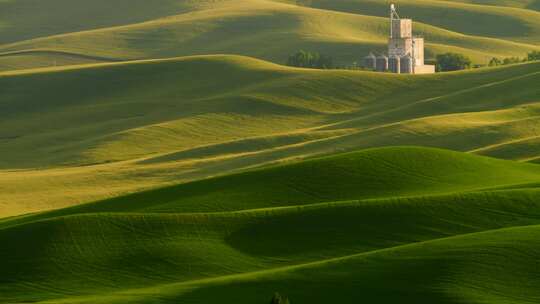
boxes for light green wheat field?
[1,1,540,303]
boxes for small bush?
[528,50,540,61]
[270,292,290,304]
[503,57,523,65]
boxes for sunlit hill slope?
[1,55,539,217]
[0,0,539,71]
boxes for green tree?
[527,50,540,61]
[286,50,333,69]
[435,53,472,71]
[488,57,502,66]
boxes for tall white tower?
[388,4,413,58]
[387,4,433,74]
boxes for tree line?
[436,50,540,71]
[286,50,333,69]
[285,50,540,72]
[488,51,540,67]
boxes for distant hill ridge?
[0,0,539,71]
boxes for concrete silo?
[401,54,413,74]
[388,55,401,73]
[376,54,388,72]
[363,53,377,70]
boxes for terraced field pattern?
[1,0,540,303]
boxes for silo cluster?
[362,53,417,74]
[361,5,435,74]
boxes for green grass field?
[2,146,540,303]
[1,1,540,303]
[0,0,539,71]
[1,55,539,217]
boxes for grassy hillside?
[2,2,539,303]
[1,55,539,217]
[444,0,540,10]
[1,146,540,303]
[0,0,538,71]
[0,50,114,71]
[286,0,540,43]
[0,0,225,45]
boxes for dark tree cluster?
[286,50,333,69]
[528,50,540,61]
[435,52,472,71]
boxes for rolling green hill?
[284,0,540,43]
[1,55,539,217]
[2,2,540,303]
[445,0,540,10]
[0,0,539,71]
[2,146,540,303]
[0,0,228,45]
